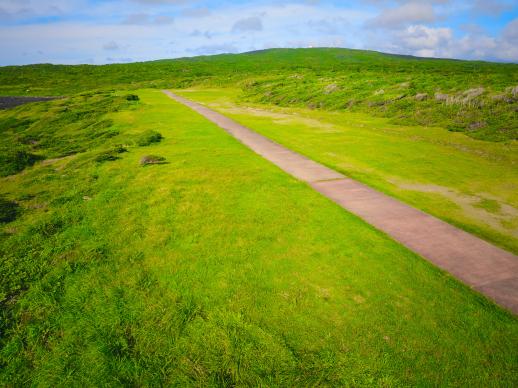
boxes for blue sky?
[1,0,517,65]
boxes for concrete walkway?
[163,90,518,315]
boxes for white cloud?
[367,2,436,29]
[181,7,210,18]
[103,41,119,50]
[503,18,518,43]
[122,12,173,25]
[232,16,263,32]
[470,0,512,16]
[396,25,452,51]
[130,0,189,4]
[367,17,518,62]
[188,43,239,55]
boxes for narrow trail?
[162,90,518,314]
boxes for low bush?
[113,145,128,154]
[137,130,163,146]
[95,145,128,163]
[0,197,20,223]
[0,149,43,177]
[95,151,118,163]
[126,94,140,101]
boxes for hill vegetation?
[1,48,517,141]
[1,49,518,385]
[1,89,517,386]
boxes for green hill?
[1,48,517,140]
[1,49,518,385]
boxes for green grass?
[175,88,518,255]
[1,89,517,385]
[1,48,517,140]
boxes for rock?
[469,121,486,130]
[415,93,428,101]
[435,93,449,102]
[324,83,339,94]
[463,87,484,100]
[140,155,166,166]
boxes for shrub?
[140,155,166,165]
[126,94,139,101]
[95,145,127,163]
[95,151,119,163]
[0,197,20,223]
[137,130,163,146]
[0,149,43,177]
[113,145,128,154]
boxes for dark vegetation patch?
[140,154,166,165]
[0,92,130,176]
[136,130,163,146]
[95,151,119,163]
[0,197,19,223]
[0,96,59,110]
[126,94,139,101]
[0,149,43,177]
[95,145,127,163]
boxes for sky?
[1,0,518,66]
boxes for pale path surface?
[163,90,518,314]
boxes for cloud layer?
[0,0,517,65]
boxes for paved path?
[163,90,518,314]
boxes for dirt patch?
[216,104,340,133]
[395,181,518,237]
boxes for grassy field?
[1,48,517,141]
[175,88,518,255]
[1,89,517,385]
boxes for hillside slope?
[1,48,517,141]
